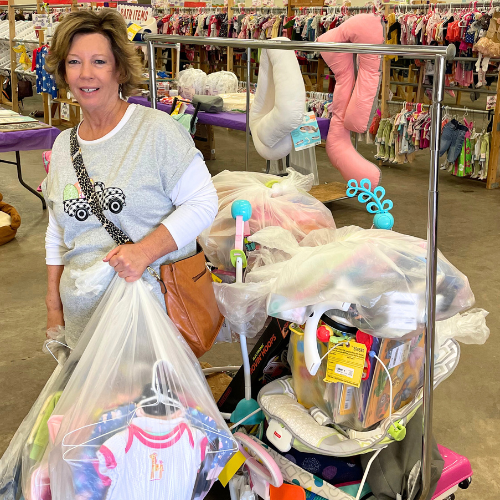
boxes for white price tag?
[61,103,70,122]
[386,292,419,332]
[388,342,411,369]
[343,386,354,410]
[335,364,354,379]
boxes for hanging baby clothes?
[453,118,473,177]
[32,46,57,98]
[97,416,207,500]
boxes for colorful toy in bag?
[199,168,335,270]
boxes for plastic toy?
[230,200,264,425]
[346,178,394,230]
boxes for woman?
[43,9,218,349]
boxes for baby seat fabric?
[257,338,459,457]
[250,37,305,160]
[318,14,383,185]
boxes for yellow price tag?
[324,341,366,388]
[127,23,142,41]
[218,451,246,487]
[211,273,223,283]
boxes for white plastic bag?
[206,71,238,95]
[33,275,236,500]
[199,168,335,270]
[212,227,336,337]
[287,147,319,186]
[436,308,490,346]
[70,260,115,297]
[213,226,475,339]
[178,68,208,99]
[265,226,475,338]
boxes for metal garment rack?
[387,99,492,115]
[145,33,454,500]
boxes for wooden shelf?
[52,98,80,107]
[309,182,348,204]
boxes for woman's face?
[65,32,121,113]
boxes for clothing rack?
[293,7,327,13]
[377,0,500,188]
[387,99,491,115]
[390,80,497,94]
[146,33,451,500]
[306,90,332,100]
[232,6,286,12]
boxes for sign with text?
[117,4,153,24]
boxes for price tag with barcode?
[324,341,366,387]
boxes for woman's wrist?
[46,294,63,311]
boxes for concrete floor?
[0,111,499,499]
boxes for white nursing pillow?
[250,37,305,161]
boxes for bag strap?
[70,127,131,246]
[69,126,164,287]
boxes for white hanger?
[60,359,237,463]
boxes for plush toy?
[250,37,305,160]
[0,193,21,246]
[318,14,384,186]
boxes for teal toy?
[229,199,264,427]
[346,178,394,230]
[231,199,252,222]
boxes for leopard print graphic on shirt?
[69,127,164,284]
[69,127,132,246]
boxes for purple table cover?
[0,126,60,153]
[129,96,331,140]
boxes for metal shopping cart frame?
[145,33,455,500]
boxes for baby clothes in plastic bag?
[24,273,236,500]
[206,71,238,95]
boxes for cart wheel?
[446,494,456,500]
[459,477,472,490]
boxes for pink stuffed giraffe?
[318,14,384,186]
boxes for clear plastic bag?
[213,281,271,337]
[0,362,71,500]
[205,71,238,96]
[199,168,336,270]
[214,225,474,340]
[218,93,254,112]
[178,68,208,99]
[4,265,121,500]
[31,274,236,500]
[287,147,319,186]
[436,308,490,346]
[70,260,115,297]
[265,226,475,339]
[287,328,426,431]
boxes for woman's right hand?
[46,308,65,339]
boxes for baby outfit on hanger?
[97,416,207,500]
[32,45,57,98]
[439,119,468,163]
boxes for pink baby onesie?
[97,417,208,500]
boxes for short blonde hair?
[45,9,143,98]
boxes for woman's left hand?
[103,243,151,282]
